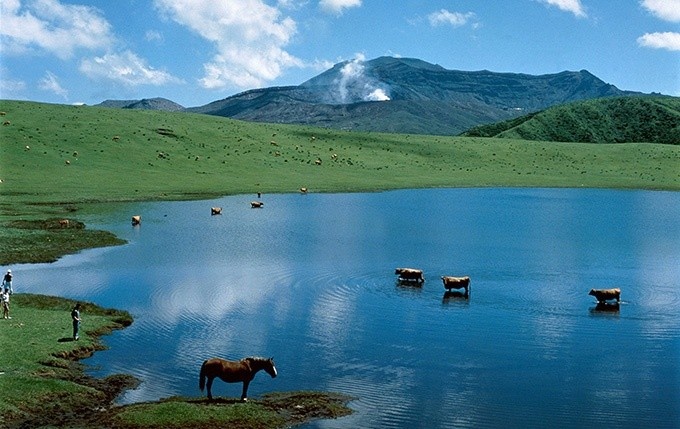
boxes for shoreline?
[2,185,678,267]
[2,294,354,428]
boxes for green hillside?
[462,96,680,143]
[1,99,679,264]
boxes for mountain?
[97,97,184,112]
[189,56,641,135]
[461,96,680,144]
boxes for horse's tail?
[199,360,207,392]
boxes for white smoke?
[334,55,390,103]
[366,88,390,101]
[337,57,365,102]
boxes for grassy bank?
[0,294,353,428]
[113,392,354,429]
[1,99,679,265]
[0,294,135,427]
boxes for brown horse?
[199,356,277,401]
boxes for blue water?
[8,188,680,428]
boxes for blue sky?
[1,0,679,107]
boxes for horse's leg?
[241,380,251,401]
[206,376,214,400]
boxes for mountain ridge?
[99,56,645,135]
[97,97,184,111]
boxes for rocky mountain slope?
[188,56,640,135]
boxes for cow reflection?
[442,290,469,304]
[590,302,620,314]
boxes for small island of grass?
[0,294,353,428]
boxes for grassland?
[1,99,678,265]
[0,294,135,427]
[0,294,352,428]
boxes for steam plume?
[333,55,390,103]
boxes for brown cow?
[588,288,621,303]
[395,268,424,283]
[131,215,141,225]
[59,219,70,228]
[251,201,264,208]
[441,276,470,293]
[211,207,222,215]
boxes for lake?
[13,188,680,428]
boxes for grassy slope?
[1,99,678,201]
[462,96,680,144]
[0,294,133,426]
[1,99,679,265]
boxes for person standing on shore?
[71,303,81,341]
[2,289,10,319]
[2,270,13,294]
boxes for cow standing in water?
[395,268,425,283]
[588,288,621,303]
[441,276,470,294]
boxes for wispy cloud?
[637,32,680,51]
[319,0,361,15]
[145,30,163,43]
[428,9,477,28]
[640,0,680,22]
[80,51,182,86]
[0,67,26,98]
[38,71,68,99]
[538,0,587,18]
[1,0,180,91]
[154,0,302,90]
[0,0,113,59]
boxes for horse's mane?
[242,356,269,363]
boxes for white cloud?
[637,32,680,51]
[641,0,680,22]
[79,51,182,86]
[154,0,302,90]
[0,69,26,98]
[319,0,361,15]
[277,0,308,9]
[38,71,68,99]
[308,58,336,71]
[538,0,587,18]
[428,9,477,28]
[145,30,163,43]
[0,0,114,59]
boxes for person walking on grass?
[71,303,81,340]
[2,270,13,294]
[1,289,10,319]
